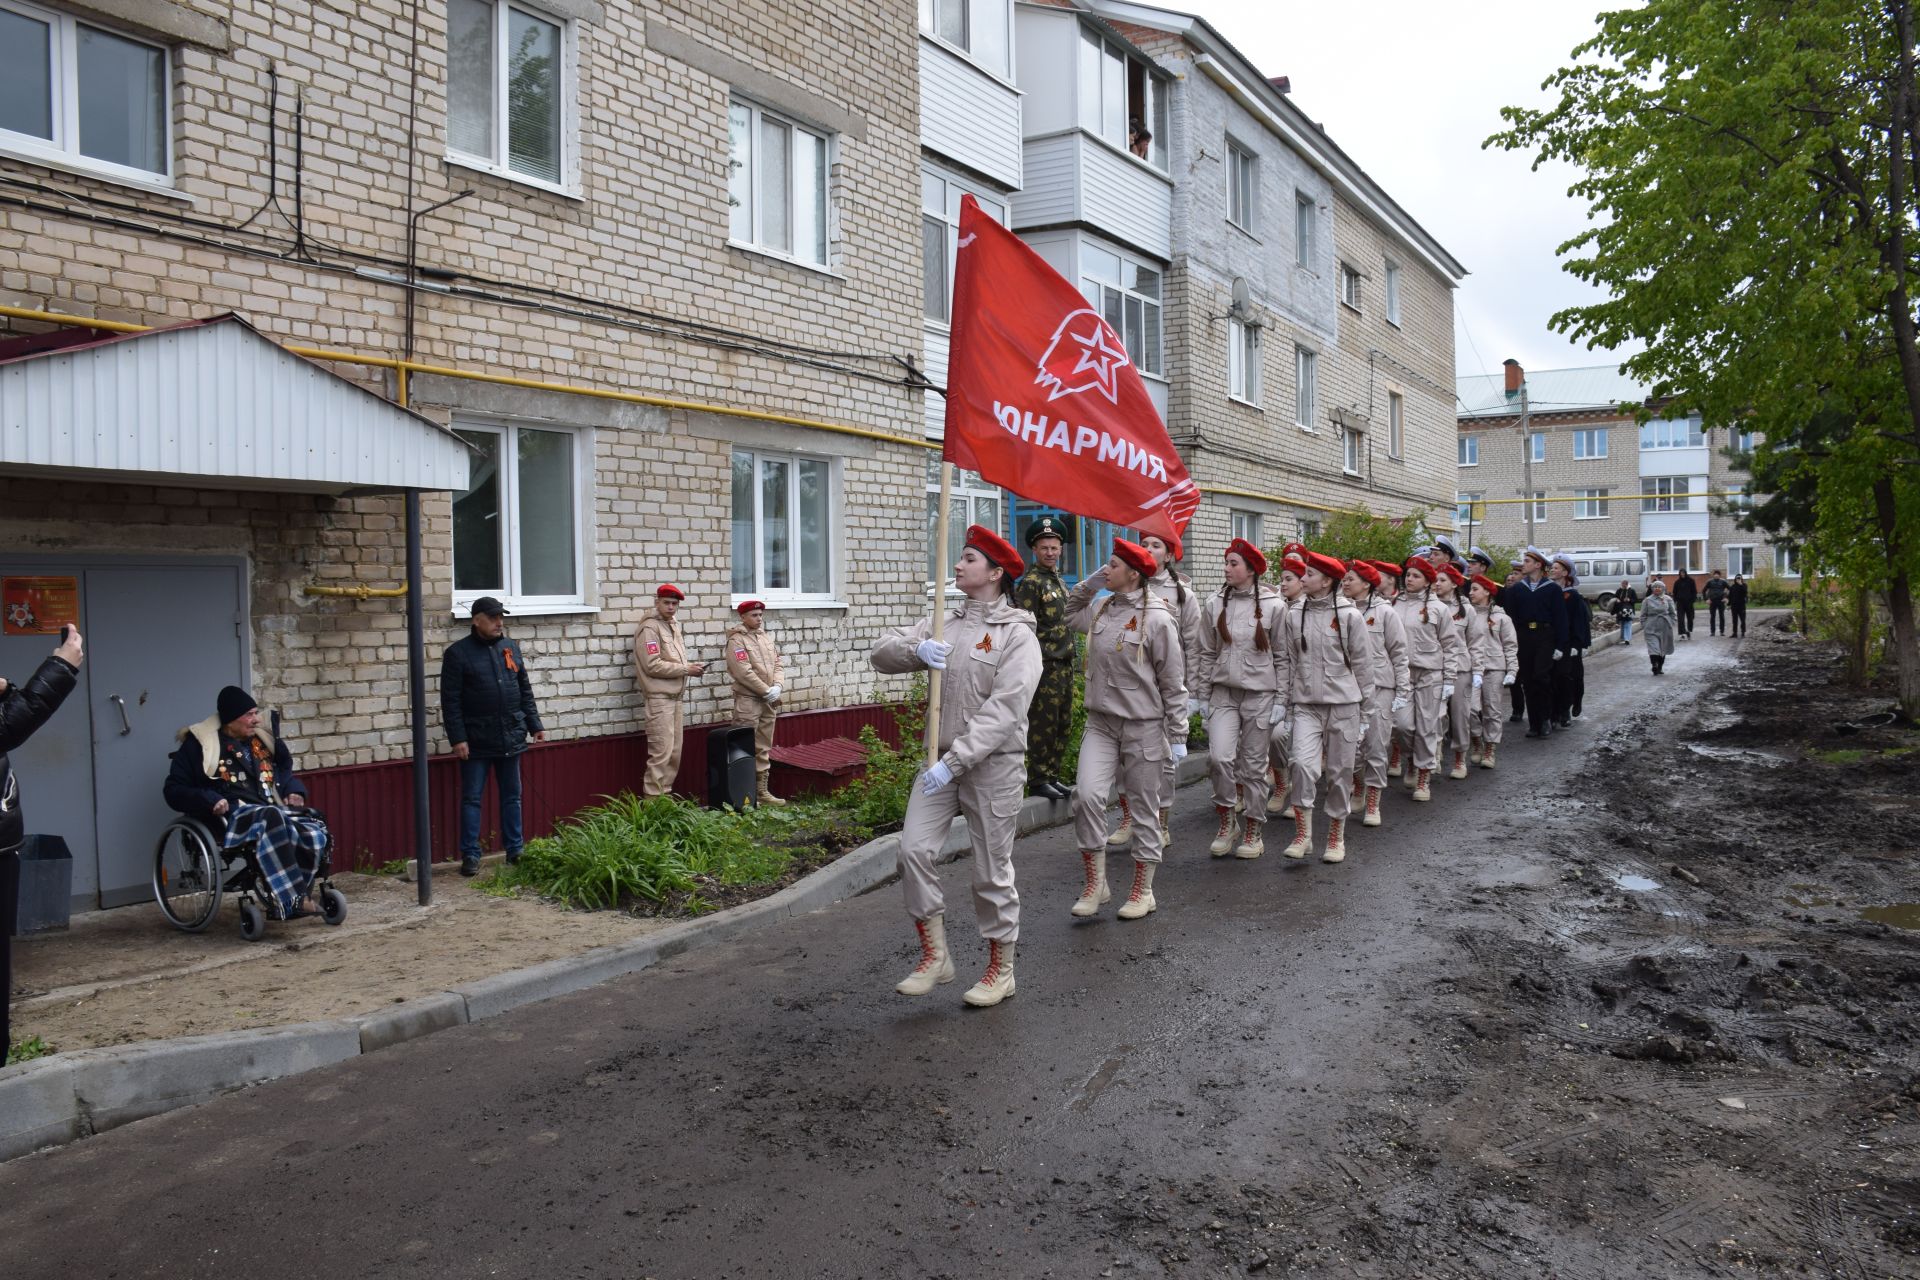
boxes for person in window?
[1141,529,1204,847]
[1729,574,1749,636]
[873,526,1041,1009]
[1671,570,1699,638]
[726,600,784,807]
[1612,579,1640,644]
[1642,580,1678,674]
[1064,539,1187,919]
[1703,568,1731,635]
[1128,121,1152,159]
[1196,539,1286,858]
[442,597,545,875]
[633,585,705,802]
[1014,515,1074,804]
[165,685,327,920]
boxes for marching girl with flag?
[1265,550,1307,821]
[1390,555,1461,802]
[1196,539,1286,858]
[1064,540,1189,919]
[871,526,1041,1009]
[1467,574,1519,768]
[1141,530,1204,847]
[1433,564,1481,780]
[1275,551,1374,862]
[1341,559,1410,828]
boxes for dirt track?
[1,620,1914,1278]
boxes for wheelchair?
[152,810,347,941]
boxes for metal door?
[84,566,246,907]
[0,568,96,906]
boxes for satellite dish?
[1230,276,1251,313]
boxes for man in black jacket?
[1672,571,1699,638]
[2,626,83,1055]
[441,598,544,876]
[1729,574,1749,636]
[1703,569,1730,635]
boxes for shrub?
[6,1035,51,1066]
[1744,567,1799,607]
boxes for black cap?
[470,596,509,617]
[217,685,257,724]
[1024,514,1071,547]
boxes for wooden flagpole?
[925,459,952,768]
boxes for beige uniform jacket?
[634,614,694,696]
[1275,593,1374,706]
[1358,595,1412,702]
[1194,584,1286,701]
[871,596,1042,777]
[1146,569,1205,674]
[1448,601,1483,678]
[1066,568,1188,746]
[1471,605,1520,674]
[1392,590,1463,681]
[726,624,782,716]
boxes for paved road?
[0,632,1745,1278]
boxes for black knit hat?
[217,685,257,724]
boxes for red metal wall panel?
[300,702,905,870]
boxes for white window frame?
[1294,346,1318,431]
[1078,239,1163,378]
[1458,434,1479,466]
[1228,317,1260,405]
[1294,192,1315,268]
[1726,544,1755,577]
[1733,429,1759,453]
[1722,483,1754,513]
[1230,510,1262,548]
[1641,476,1692,513]
[1077,25,1166,170]
[1530,490,1548,523]
[922,164,1007,326]
[1526,431,1546,463]
[1227,138,1256,232]
[1339,262,1362,311]
[925,460,1002,591]
[1387,391,1404,459]
[1574,488,1610,519]
[918,0,1012,79]
[734,447,841,605]
[450,418,593,614]
[1642,539,1705,575]
[1573,427,1608,459]
[729,97,833,270]
[1774,544,1801,578]
[0,0,173,187]
[1384,258,1402,326]
[1297,517,1320,542]
[1340,424,1362,476]
[1456,491,1483,525]
[444,0,577,196]
[1641,414,1706,450]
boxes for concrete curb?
[2,757,1209,1164]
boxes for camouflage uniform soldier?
[1014,515,1074,801]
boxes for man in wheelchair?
[163,685,328,921]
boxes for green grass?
[1805,744,1919,766]
[6,1035,51,1066]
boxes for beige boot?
[756,774,787,806]
[1468,738,1483,766]
[1282,806,1313,858]
[1413,768,1433,802]
[1208,805,1235,856]
[962,939,1016,1007]
[1322,816,1348,863]
[1387,739,1403,779]
[1449,749,1468,780]
[1070,850,1110,918]
[1116,860,1157,919]
[1362,785,1383,827]
[895,915,955,996]
[1106,795,1135,847]
[1234,815,1265,859]
[1266,766,1288,814]
[1479,743,1498,770]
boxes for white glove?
[920,761,953,796]
[1170,742,1188,763]
[1471,672,1484,689]
[1572,648,1583,658]
[1187,697,1202,717]
[1391,695,1409,713]
[1552,649,1565,661]
[1442,683,1455,700]
[1502,672,1516,687]
[764,683,782,703]
[1269,703,1286,727]
[916,638,952,670]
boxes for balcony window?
[1077,26,1165,168]
[922,167,1006,322]
[918,0,1010,78]
[1641,414,1706,449]
[1079,242,1162,377]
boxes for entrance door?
[85,566,247,906]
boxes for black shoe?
[459,857,480,877]
[1524,729,1547,739]
[1556,717,1573,728]
[505,850,522,867]
[1037,779,1065,801]
[1508,713,1524,723]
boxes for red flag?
[942,196,1199,542]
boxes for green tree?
[1490,0,1920,718]
[1279,506,1425,571]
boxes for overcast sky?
[1181,0,1642,387]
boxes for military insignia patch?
[646,641,660,655]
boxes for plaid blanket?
[224,804,329,919]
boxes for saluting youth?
[1064,540,1188,920]
[1196,539,1286,858]
[870,526,1041,1009]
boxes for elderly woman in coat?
[1641,579,1678,675]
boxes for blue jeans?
[459,755,523,861]
[1620,617,1633,643]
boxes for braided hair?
[1214,582,1270,650]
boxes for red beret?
[965,524,1025,580]
[1226,538,1269,577]
[1469,574,1502,597]
[1404,556,1437,583]
[1440,562,1467,585]
[1281,555,1307,579]
[1348,559,1381,587]
[736,599,765,614]
[1282,542,1307,559]
[1112,538,1159,579]
[656,584,684,600]
[1372,560,1405,580]
[1302,550,1346,581]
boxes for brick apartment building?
[1455,360,1794,584]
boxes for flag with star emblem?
[941,195,1198,543]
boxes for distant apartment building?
[1455,361,1793,583]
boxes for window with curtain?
[729,98,831,268]
[924,460,1002,586]
[447,0,570,188]
[734,449,836,599]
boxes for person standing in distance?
[1671,569,1699,639]
[1729,573,1749,637]
[872,526,1041,1009]
[1703,568,1730,636]
[726,599,784,806]
[440,598,544,876]
[1642,580,1679,674]
[1014,515,1074,803]
[634,584,706,799]
[1064,540,1187,919]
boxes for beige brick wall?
[0,0,931,768]
[1456,409,1640,553]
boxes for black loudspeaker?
[706,725,756,812]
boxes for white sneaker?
[895,916,954,996]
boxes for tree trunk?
[1873,476,1920,720]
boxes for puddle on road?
[1684,741,1791,766]
[1860,903,1920,931]
[1614,874,1662,892]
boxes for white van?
[1560,549,1649,611]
